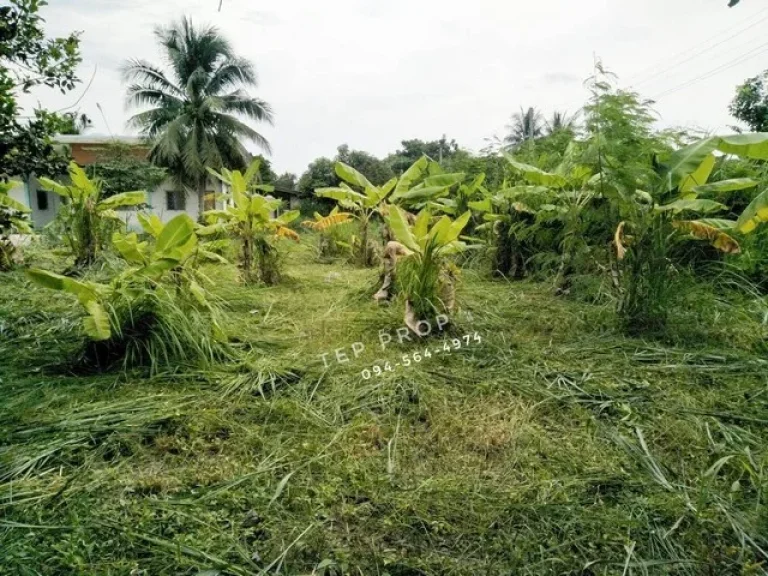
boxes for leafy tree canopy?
[0,0,81,179]
[87,143,168,197]
[123,16,272,197]
[730,71,768,133]
[385,138,460,173]
[298,145,394,197]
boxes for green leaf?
[244,158,262,186]
[396,185,452,201]
[155,214,196,254]
[422,173,465,188]
[112,232,147,264]
[691,178,758,195]
[26,269,100,304]
[656,199,726,214]
[137,213,164,237]
[37,177,71,198]
[0,193,31,213]
[413,209,431,239]
[736,188,768,233]
[679,154,716,194]
[316,187,366,205]
[68,162,98,197]
[98,190,146,210]
[716,133,768,160]
[387,205,420,253]
[504,156,567,188]
[443,211,472,244]
[663,138,719,190]
[335,162,374,191]
[392,156,429,200]
[469,197,493,213]
[276,210,299,225]
[83,300,111,341]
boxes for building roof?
[54,134,147,145]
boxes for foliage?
[203,159,299,284]
[387,206,471,326]
[730,70,768,132]
[337,144,395,185]
[0,179,31,270]
[1,108,71,180]
[297,156,336,198]
[123,16,273,208]
[298,145,394,198]
[27,213,226,371]
[87,142,168,197]
[38,162,146,268]
[504,107,545,149]
[315,157,462,266]
[302,206,354,260]
[385,137,461,173]
[0,0,81,178]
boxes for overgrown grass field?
[1,238,767,575]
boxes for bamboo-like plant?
[204,160,299,285]
[0,180,32,271]
[383,205,471,332]
[38,162,146,268]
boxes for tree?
[298,157,336,197]
[203,160,299,284]
[729,71,768,132]
[298,146,394,197]
[386,138,460,173]
[545,110,580,135]
[123,17,273,212]
[274,172,297,193]
[336,144,394,185]
[58,111,93,135]
[0,0,81,179]
[38,162,146,268]
[504,107,545,148]
[88,143,167,198]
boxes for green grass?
[1,239,767,575]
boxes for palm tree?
[545,110,580,135]
[504,107,545,148]
[123,17,273,211]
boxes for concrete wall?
[8,178,62,229]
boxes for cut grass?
[1,238,767,575]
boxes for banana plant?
[27,213,211,342]
[38,161,146,268]
[315,157,463,266]
[0,180,32,271]
[381,205,471,332]
[611,134,767,331]
[204,160,299,285]
[302,207,355,260]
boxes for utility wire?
[651,41,768,100]
[631,13,768,88]
[627,5,768,84]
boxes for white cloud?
[18,0,768,175]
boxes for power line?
[627,5,768,84]
[631,13,768,88]
[651,41,768,100]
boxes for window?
[166,190,186,211]
[36,190,49,211]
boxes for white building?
[8,135,229,229]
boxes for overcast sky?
[16,0,768,175]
